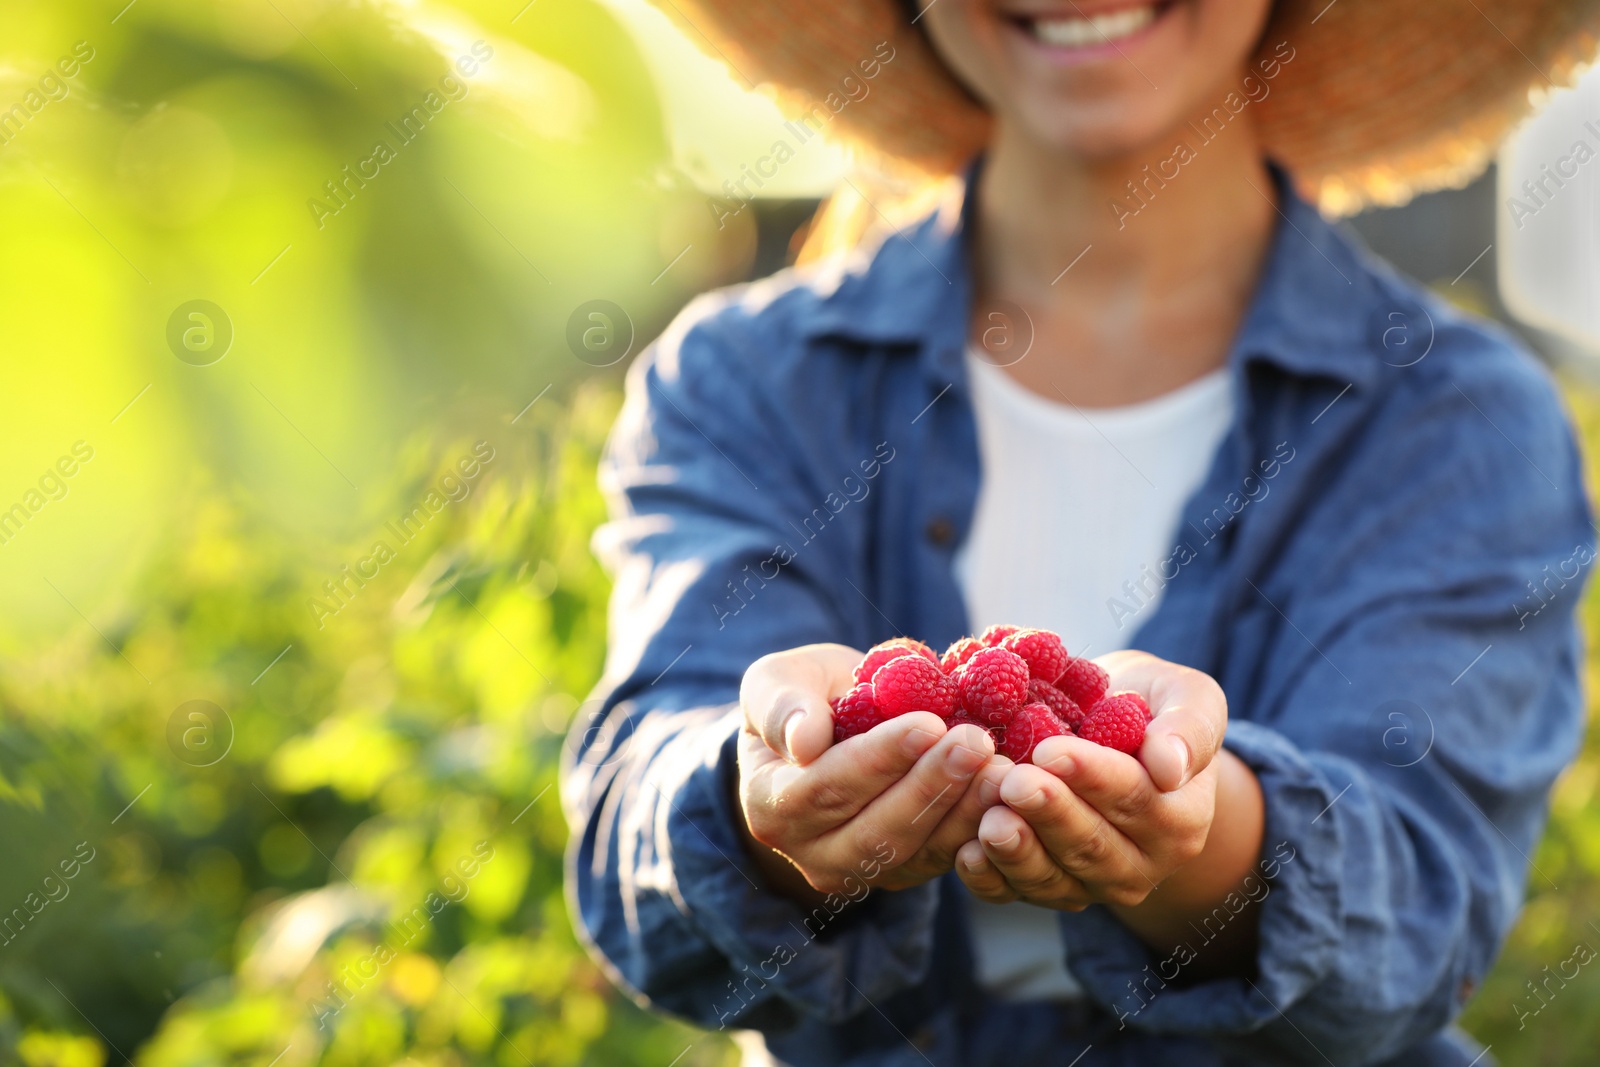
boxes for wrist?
[1161,748,1265,909]
[1111,747,1266,974]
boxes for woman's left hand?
[955,650,1231,911]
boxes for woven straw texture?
[652,0,1600,214]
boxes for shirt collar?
[799,159,1389,392]
[797,170,973,365]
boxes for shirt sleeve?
[1057,351,1594,1064]
[560,302,942,1033]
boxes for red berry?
[994,702,1071,764]
[1000,629,1069,685]
[831,683,887,743]
[940,636,984,674]
[955,646,1030,725]
[947,711,991,732]
[853,638,939,685]
[873,653,958,721]
[978,624,1019,647]
[1027,677,1085,729]
[1056,657,1110,710]
[945,714,996,752]
[1078,691,1150,754]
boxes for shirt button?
[924,516,956,547]
[912,1024,939,1051]
[1458,976,1476,1003]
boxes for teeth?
[1031,5,1156,47]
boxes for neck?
[975,111,1277,298]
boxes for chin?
[1008,98,1191,161]
[923,0,1273,162]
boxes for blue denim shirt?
[562,166,1593,1067]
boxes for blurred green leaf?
[0,0,739,1063]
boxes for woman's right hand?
[734,643,1007,904]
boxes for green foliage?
[4,2,1600,1065]
[0,0,737,1063]
[0,383,734,1066]
[1455,380,1600,1063]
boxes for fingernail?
[991,830,1021,852]
[781,708,806,758]
[962,854,986,872]
[902,726,940,757]
[1041,752,1076,779]
[947,743,986,778]
[978,775,1004,806]
[1010,789,1047,812]
[1170,736,1191,785]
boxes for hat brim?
[652,0,1600,214]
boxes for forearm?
[1111,748,1265,979]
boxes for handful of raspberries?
[830,625,1151,763]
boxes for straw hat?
[652,0,1600,216]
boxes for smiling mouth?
[1012,2,1170,48]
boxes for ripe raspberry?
[994,702,1071,764]
[1078,691,1151,754]
[853,638,939,685]
[1027,677,1085,729]
[945,712,996,748]
[978,624,1020,647]
[831,683,887,743]
[872,653,958,721]
[940,636,984,674]
[1056,657,1109,711]
[946,710,991,732]
[1000,629,1069,685]
[955,646,1030,725]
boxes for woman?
[564,1,1599,1063]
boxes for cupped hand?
[955,651,1230,911]
[736,643,1009,900]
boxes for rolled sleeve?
[1057,719,1344,1048]
[562,301,942,1033]
[1060,350,1592,1064]
[667,715,943,1026]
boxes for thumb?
[784,696,837,765]
[740,644,860,765]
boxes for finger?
[760,713,947,838]
[998,764,1153,901]
[1142,702,1223,793]
[741,643,862,764]
[955,839,1018,903]
[1029,735,1158,828]
[892,755,1013,881]
[830,723,995,873]
[1024,737,1213,873]
[1099,652,1227,791]
[930,755,1012,847]
[977,805,1089,908]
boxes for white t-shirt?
[953,351,1235,1001]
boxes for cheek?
[918,0,1013,108]
[1193,0,1277,68]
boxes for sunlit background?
[3,1,1600,1064]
